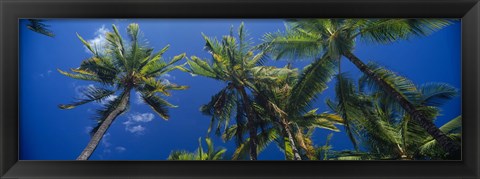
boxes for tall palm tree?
[180,23,269,160]
[26,19,55,37]
[327,67,460,159]
[259,19,460,157]
[58,23,187,160]
[167,138,227,160]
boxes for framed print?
[1,0,479,178]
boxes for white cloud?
[115,146,127,153]
[96,133,127,158]
[100,95,118,105]
[87,108,96,114]
[84,126,93,135]
[161,79,171,85]
[126,125,145,133]
[84,25,109,55]
[131,113,154,122]
[73,84,116,105]
[122,113,155,135]
[161,74,171,78]
[74,84,95,99]
[39,69,53,78]
[135,91,144,105]
[101,133,112,148]
[160,74,174,85]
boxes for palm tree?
[417,116,461,159]
[180,23,270,160]
[328,116,461,160]
[215,63,342,160]
[167,138,227,160]
[259,19,460,157]
[26,19,55,37]
[327,67,460,160]
[58,23,187,160]
[248,64,343,160]
[315,133,334,160]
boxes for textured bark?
[343,51,460,159]
[76,89,131,160]
[280,118,302,160]
[238,87,258,160]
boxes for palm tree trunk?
[238,87,258,160]
[343,51,460,158]
[76,89,131,160]
[279,118,302,160]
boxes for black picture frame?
[1,0,479,178]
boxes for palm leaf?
[141,92,176,120]
[289,55,337,113]
[26,19,55,37]
[420,83,459,107]
[59,86,115,109]
[358,19,452,44]
[57,69,102,82]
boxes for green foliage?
[184,23,298,159]
[288,56,337,113]
[417,116,461,159]
[257,18,459,159]
[359,62,423,110]
[59,23,187,135]
[260,19,451,61]
[420,83,459,106]
[56,20,459,160]
[327,70,460,160]
[249,62,343,160]
[167,138,227,160]
[232,127,280,160]
[26,19,55,37]
[58,86,115,109]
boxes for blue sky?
[19,19,461,160]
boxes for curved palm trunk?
[238,87,258,160]
[343,51,460,158]
[279,118,302,160]
[77,89,131,160]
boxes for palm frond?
[289,55,337,113]
[57,69,103,83]
[200,87,237,136]
[105,24,128,72]
[141,92,176,120]
[59,86,115,109]
[26,19,55,37]
[232,127,280,160]
[76,33,96,54]
[167,137,227,160]
[298,109,344,131]
[420,83,459,107]
[185,56,220,79]
[76,57,119,84]
[359,62,423,110]
[358,19,452,44]
[259,28,323,60]
[440,116,462,134]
